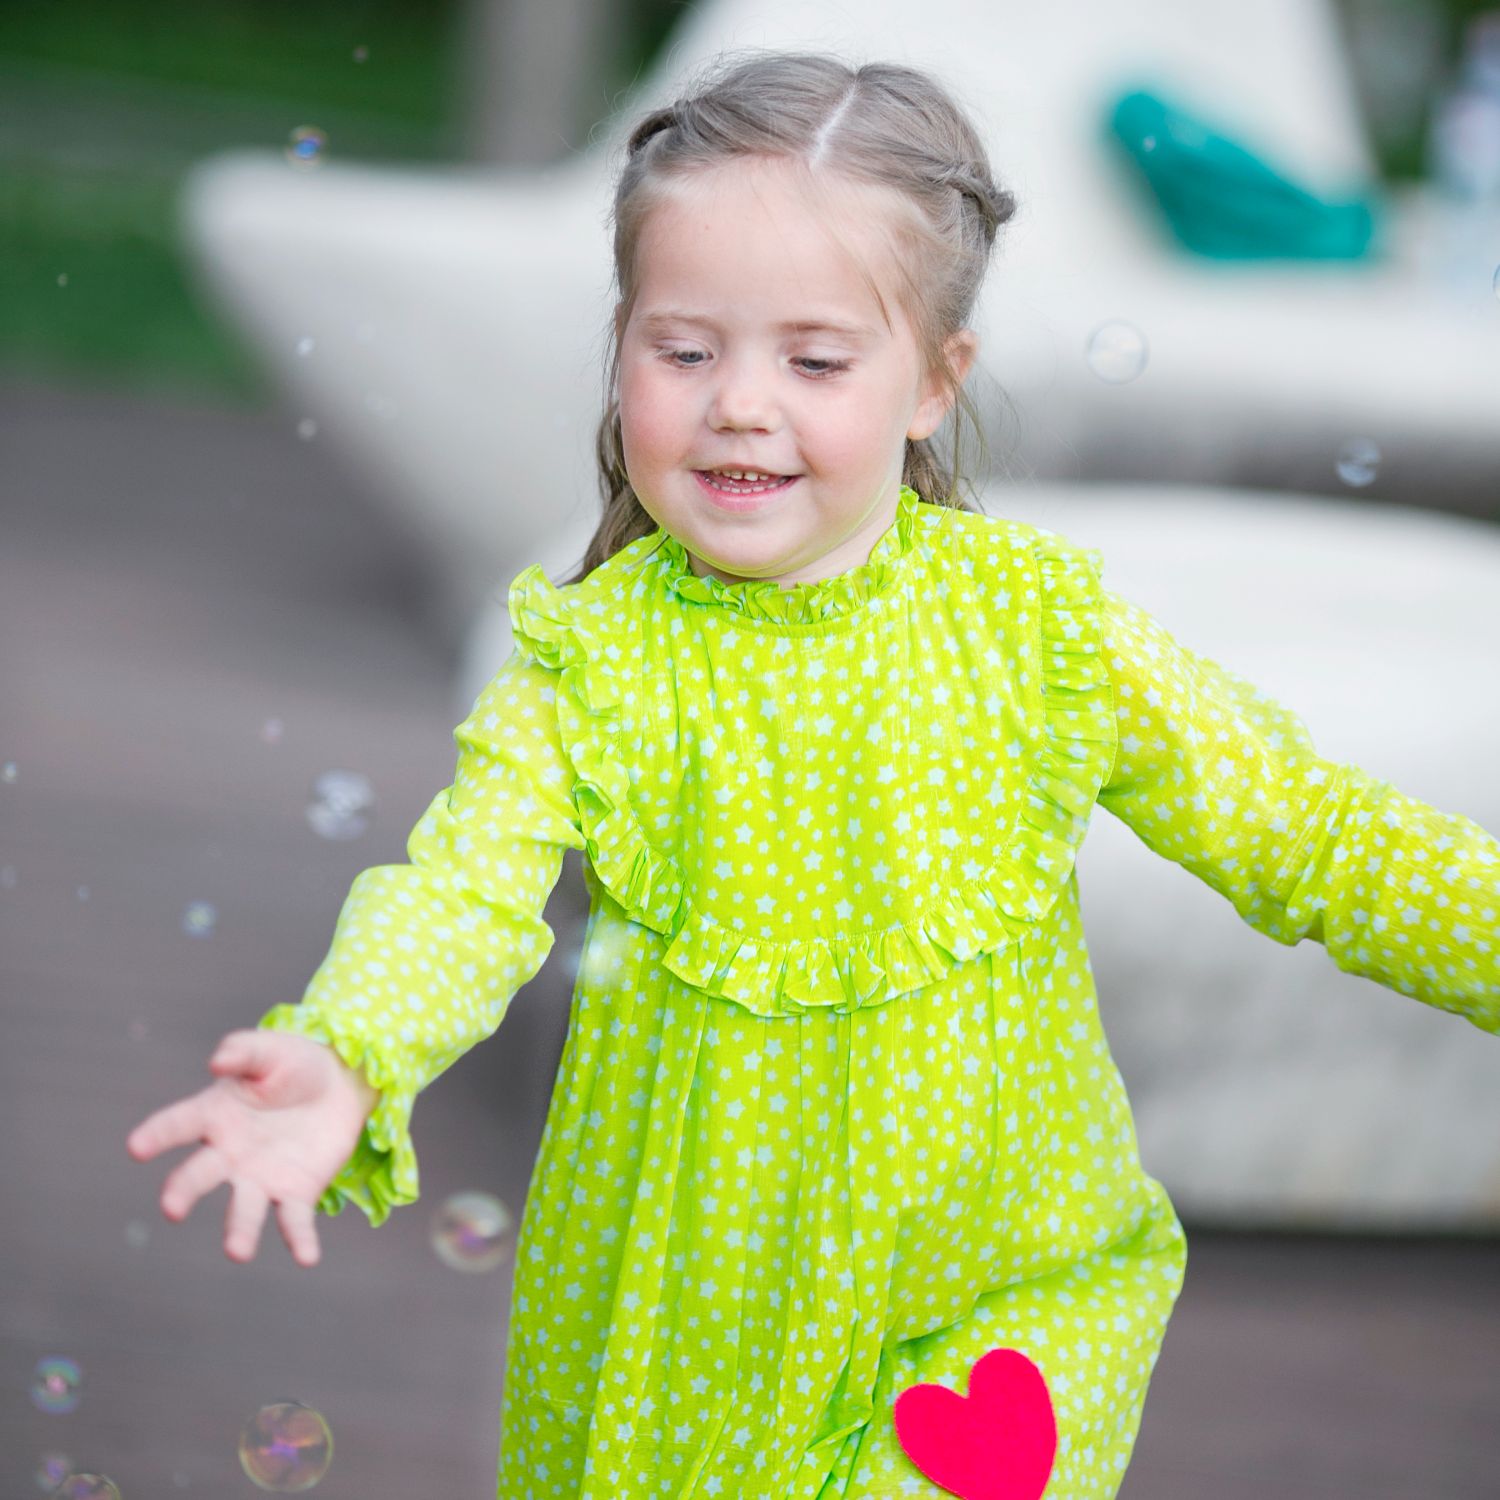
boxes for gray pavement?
[2,377,1496,1497]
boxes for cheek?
[618,365,686,468]
[800,397,890,471]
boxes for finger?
[209,1031,268,1077]
[127,1096,208,1162]
[275,1198,322,1269]
[224,1177,270,1263]
[160,1144,229,1222]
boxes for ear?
[907,329,979,442]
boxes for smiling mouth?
[696,468,797,495]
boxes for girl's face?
[617,158,975,587]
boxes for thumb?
[210,1031,263,1075]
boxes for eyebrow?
[635,309,879,341]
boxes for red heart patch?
[892,1347,1057,1500]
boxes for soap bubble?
[53,1476,120,1500]
[1493,262,1499,299]
[1085,320,1149,384]
[52,1477,119,1500]
[353,45,369,63]
[296,418,318,442]
[1,864,17,889]
[1141,134,1157,153]
[1335,436,1381,488]
[305,770,374,841]
[431,1190,517,1272]
[3,761,16,782]
[238,1400,333,1491]
[57,272,69,288]
[295,337,314,358]
[31,1356,82,1415]
[125,1219,150,1251]
[260,717,285,745]
[34,1451,74,1492]
[284,127,327,169]
[182,900,217,938]
[77,886,90,902]
[127,1017,149,1043]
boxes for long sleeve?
[1094,587,1499,1034]
[256,650,584,1227]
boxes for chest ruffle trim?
[507,533,1116,1018]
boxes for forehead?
[634,159,911,334]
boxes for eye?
[658,346,708,368]
[795,357,852,379]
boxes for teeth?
[714,468,780,481]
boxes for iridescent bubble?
[260,717,285,745]
[3,761,16,782]
[431,1190,517,1272]
[295,337,314,358]
[182,900,217,938]
[362,391,397,422]
[311,769,374,813]
[77,886,90,902]
[296,418,318,442]
[1335,436,1381,488]
[1085,320,1149,384]
[172,1473,191,1490]
[125,1219,150,1251]
[352,45,369,63]
[305,770,375,841]
[1491,261,1499,299]
[31,1356,82,1415]
[127,1017,149,1043]
[284,127,327,169]
[238,1400,333,1492]
[54,1476,121,1500]
[1141,134,1157,153]
[1,864,17,889]
[35,1451,74,1492]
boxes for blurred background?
[3,1,1499,1496]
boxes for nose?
[707,352,780,434]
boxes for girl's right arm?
[127,648,584,1256]
[255,648,586,1229]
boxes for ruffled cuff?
[255,1002,419,1229]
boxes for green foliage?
[0,0,462,397]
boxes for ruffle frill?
[255,1001,419,1228]
[506,528,1117,1018]
[657,484,921,624]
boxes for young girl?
[126,50,1499,1500]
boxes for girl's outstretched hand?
[125,1029,379,1268]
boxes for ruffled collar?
[650,484,922,625]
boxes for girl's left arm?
[1094,587,1499,1033]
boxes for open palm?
[126,1029,377,1267]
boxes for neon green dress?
[257,486,1499,1500]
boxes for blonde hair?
[564,50,1018,584]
